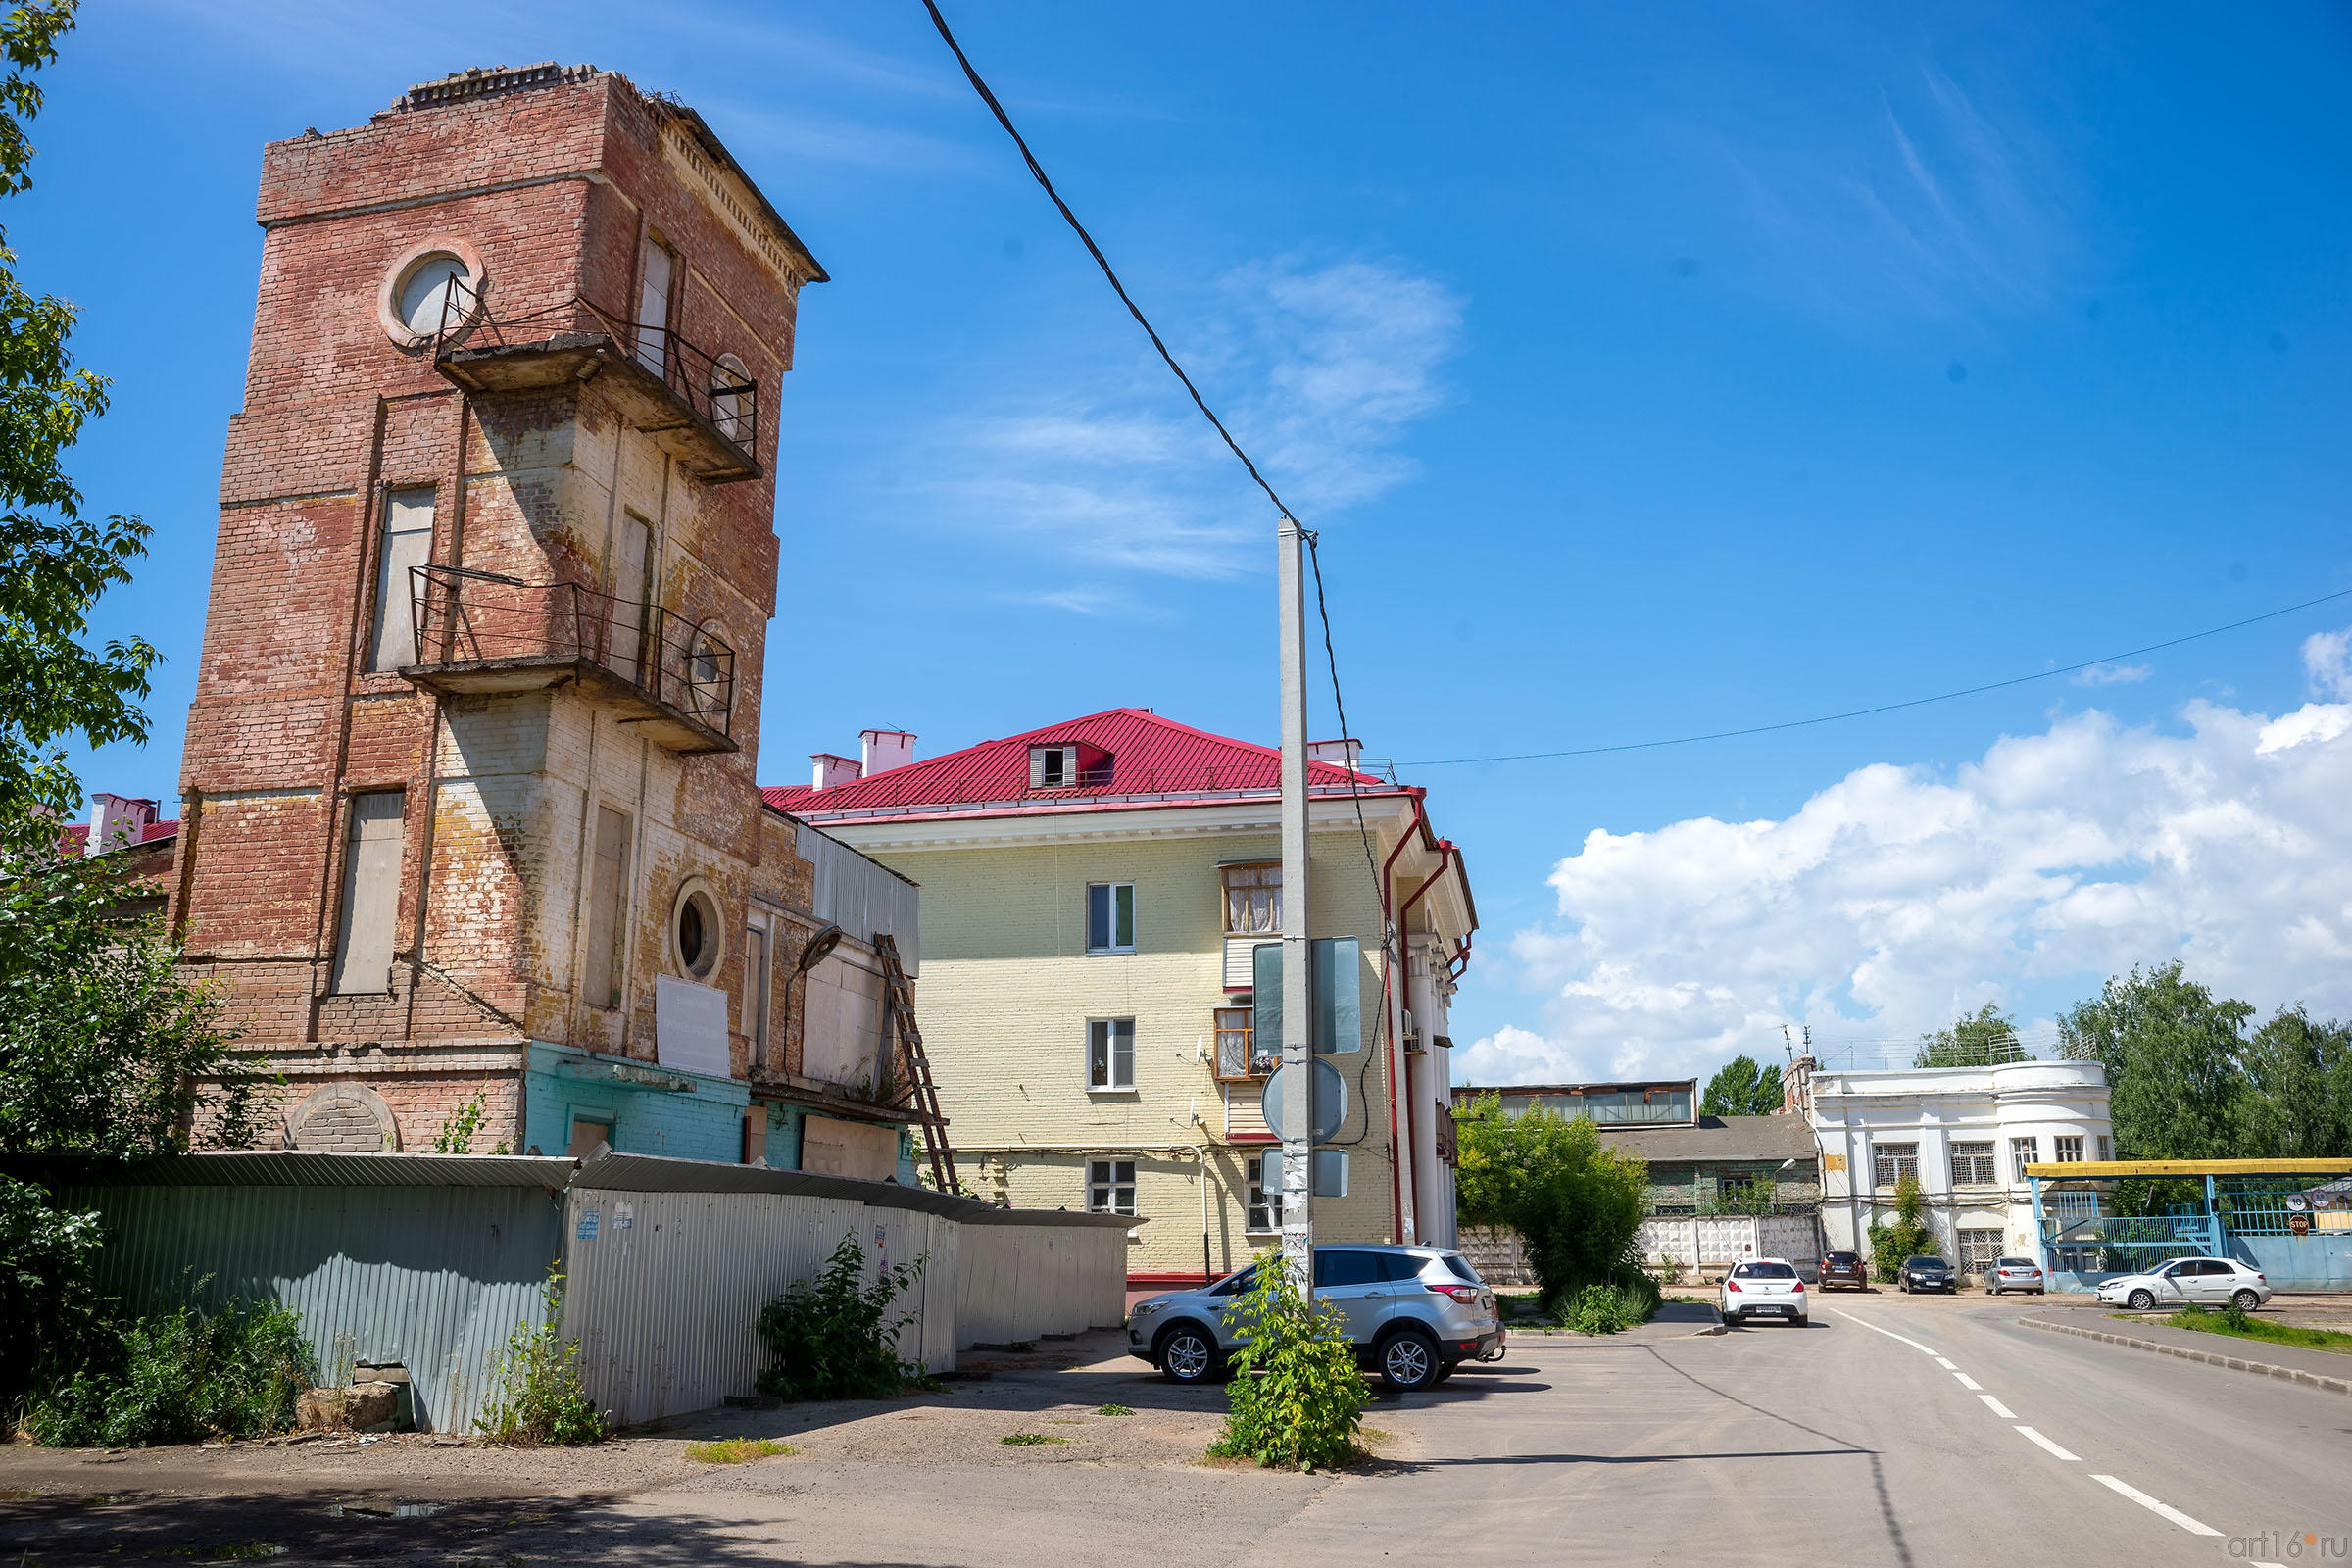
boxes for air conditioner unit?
[1402,1007,1425,1054]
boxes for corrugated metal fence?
[35,1152,572,1435]
[13,1150,1133,1433]
[562,1156,1131,1425]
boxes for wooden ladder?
[874,933,957,1194]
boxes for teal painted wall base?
[763,1105,805,1170]
[523,1042,748,1162]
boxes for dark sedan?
[1898,1255,1955,1293]
[1819,1250,1869,1291]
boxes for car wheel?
[1155,1323,1223,1385]
[2127,1289,2155,1311]
[1377,1328,1441,1394]
[2231,1289,2260,1312]
[1988,1285,2000,1297]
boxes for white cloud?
[924,257,1461,579]
[1463,659,2352,1088]
[2305,626,2352,701]
[2072,662,2150,686]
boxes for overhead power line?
[918,0,1390,901]
[1396,585,2352,768]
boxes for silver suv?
[1126,1244,1502,1394]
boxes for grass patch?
[148,1545,284,1560]
[684,1437,794,1464]
[1094,1403,1135,1416]
[2159,1304,2352,1356]
[1000,1433,1069,1446]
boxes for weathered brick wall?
[172,66,817,1145]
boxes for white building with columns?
[1788,1056,2115,1277]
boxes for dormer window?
[1031,745,1076,788]
[1029,741,1110,790]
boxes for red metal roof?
[762,707,1388,818]
[59,819,179,856]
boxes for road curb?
[2017,1316,2352,1396]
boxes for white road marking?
[1934,1356,1956,1369]
[2014,1426,2080,1461]
[2091,1474,2223,1537]
[1953,1372,1983,1391]
[1827,1307,1941,1355]
[1978,1394,2017,1419]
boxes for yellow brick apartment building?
[764,710,1478,1286]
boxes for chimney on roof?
[89,792,160,852]
[810,753,860,791]
[1307,737,1362,769]
[860,728,916,777]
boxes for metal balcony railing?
[430,274,760,460]
[407,564,736,748]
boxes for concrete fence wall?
[561,1154,1134,1426]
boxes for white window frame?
[1087,1017,1136,1092]
[1872,1141,1919,1189]
[1086,1157,1136,1216]
[743,914,771,1069]
[2096,1134,2111,1162]
[1085,882,1135,955]
[2054,1135,2084,1163]
[1245,1152,1277,1233]
[1030,745,1078,788]
[2009,1136,2038,1180]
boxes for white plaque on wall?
[655,975,731,1079]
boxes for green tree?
[1864,1173,1935,1283]
[2234,1005,2351,1159]
[1455,1092,1652,1313]
[1699,1054,1783,1117]
[1913,1003,2028,1068]
[0,1,159,854]
[2058,962,2252,1160]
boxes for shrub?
[476,1268,603,1446]
[0,1175,109,1415]
[27,1297,312,1447]
[1206,1252,1367,1472]
[1557,1277,1660,1336]
[756,1234,931,1401]
[1866,1174,1935,1284]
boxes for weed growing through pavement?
[1095,1403,1135,1416]
[756,1235,938,1400]
[1205,1253,1366,1472]
[1000,1433,1069,1446]
[685,1437,794,1463]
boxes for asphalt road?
[5,1295,2347,1565]
[1260,1293,2352,1565]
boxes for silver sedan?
[2093,1256,2272,1311]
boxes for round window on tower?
[671,879,723,981]
[378,238,487,351]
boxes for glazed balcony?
[403,565,737,755]
[427,278,760,484]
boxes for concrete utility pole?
[1277,515,1314,1298]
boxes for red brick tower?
[172,65,823,1156]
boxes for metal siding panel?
[56,1181,562,1435]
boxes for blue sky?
[21,2,2352,1082]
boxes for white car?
[2093,1255,2272,1312]
[1721,1257,1808,1326]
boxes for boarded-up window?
[582,806,630,1009]
[635,240,674,375]
[802,950,884,1088]
[743,921,770,1067]
[610,513,653,673]
[328,792,404,994]
[368,488,435,671]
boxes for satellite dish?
[1261,1057,1348,1145]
